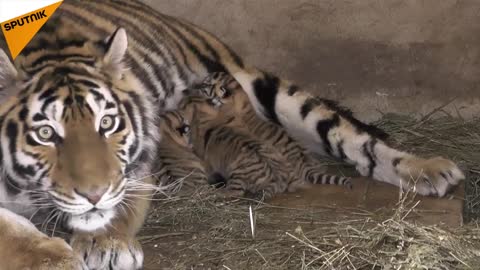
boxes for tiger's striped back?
[200,72,353,190]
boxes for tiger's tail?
[305,173,353,190]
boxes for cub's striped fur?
[155,110,208,190]
[178,102,291,199]
[177,96,351,199]
[0,0,465,268]
[198,72,352,191]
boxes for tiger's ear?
[101,28,128,78]
[104,27,128,64]
[0,49,19,99]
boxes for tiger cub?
[155,110,209,192]
[197,72,353,191]
[177,100,292,199]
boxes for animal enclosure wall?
[146,0,480,121]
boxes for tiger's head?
[0,28,158,232]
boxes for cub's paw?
[32,237,87,270]
[396,156,465,197]
[70,233,143,270]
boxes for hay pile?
[374,114,480,220]
[142,114,480,269]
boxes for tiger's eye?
[100,116,115,130]
[37,126,54,141]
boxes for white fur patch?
[68,209,115,232]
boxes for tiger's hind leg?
[228,69,465,197]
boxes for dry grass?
[142,113,480,269]
[374,113,480,220]
[143,187,480,269]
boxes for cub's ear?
[0,49,19,100]
[101,28,128,78]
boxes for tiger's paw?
[70,233,143,270]
[395,156,465,197]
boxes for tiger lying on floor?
[174,95,352,199]
[0,0,465,268]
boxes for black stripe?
[39,88,56,100]
[300,98,320,119]
[21,37,86,57]
[64,96,73,107]
[392,157,403,167]
[105,28,121,51]
[123,101,139,160]
[287,85,299,96]
[37,167,50,183]
[159,16,226,73]
[203,127,214,149]
[363,139,378,177]
[114,118,126,134]
[89,89,105,101]
[172,19,222,62]
[40,96,57,113]
[319,97,389,140]
[76,79,100,89]
[337,139,347,160]
[26,135,41,146]
[5,175,22,196]
[74,94,85,105]
[176,16,244,69]
[95,0,193,81]
[106,102,116,109]
[6,121,35,178]
[18,107,29,121]
[123,54,160,100]
[128,92,149,141]
[252,72,280,125]
[30,54,94,69]
[316,114,340,155]
[72,3,172,97]
[25,58,96,75]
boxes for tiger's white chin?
[67,209,116,232]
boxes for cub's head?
[0,28,157,232]
[199,72,250,114]
[159,111,192,149]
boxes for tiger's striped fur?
[198,72,353,191]
[0,0,465,268]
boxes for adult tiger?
[0,0,465,269]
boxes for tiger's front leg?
[0,208,87,270]
[70,177,153,270]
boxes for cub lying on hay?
[161,77,353,199]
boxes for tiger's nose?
[75,187,108,205]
